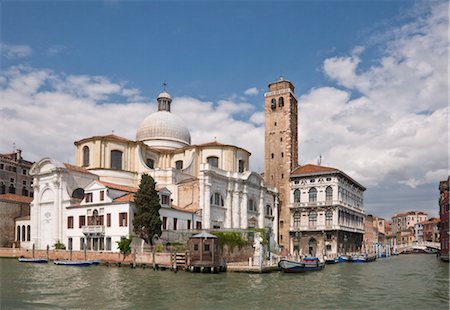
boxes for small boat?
[336,255,350,263]
[18,257,48,263]
[54,260,99,266]
[325,258,339,264]
[350,254,377,263]
[278,257,325,273]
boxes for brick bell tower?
[264,77,298,250]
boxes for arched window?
[111,150,123,170]
[207,156,219,168]
[0,183,5,194]
[22,225,26,241]
[326,186,333,203]
[146,158,155,169]
[16,226,20,241]
[22,186,28,196]
[27,225,31,241]
[175,160,183,170]
[309,211,317,227]
[9,184,15,194]
[265,205,272,216]
[308,187,317,202]
[82,146,90,167]
[294,189,301,203]
[293,211,301,226]
[278,97,284,107]
[238,160,245,173]
[210,193,224,207]
[271,98,276,110]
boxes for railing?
[82,225,105,235]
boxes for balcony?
[82,225,105,235]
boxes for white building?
[288,164,365,258]
[22,90,278,252]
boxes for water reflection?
[0,255,448,309]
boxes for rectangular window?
[196,221,202,230]
[79,215,86,228]
[106,237,111,251]
[67,216,74,229]
[204,244,210,252]
[22,180,27,186]
[187,220,191,230]
[173,218,177,231]
[80,237,85,250]
[238,160,245,173]
[161,195,170,205]
[68,237,73,250]
[194,244,198,251]
[107,213,111,227]
[175,160,183,170]
[85,193,93,203]
[99,238,105,251]
[10,178,14,183]
[119,212,128,227]
[12,166,16,172]
[22,169,27,175]
[0,164,3,169]
[162,217,167,230]
[100,190,104,201]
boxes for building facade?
[264,77,298,249]
[0,194,32,247]
[0,149,34,197]
[439,177,449,261]
[421,218,440,243]
[288,164,365,258]
[24,89,278,252]
[392,211,428,243]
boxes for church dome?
[136,90,191,149]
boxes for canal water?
[0,255,448,309]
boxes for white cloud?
[46,45,67,56]
[0,43,32,59]
[244,87,259,96]
[301,0,448,201]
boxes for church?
[17,77,365,257]
[21,86,278,252]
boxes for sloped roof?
[113,193,135,203]
[99,181,138,193]
[74,134,133,145]
[191,232,218,239]
[291,164,338,175]
[0,194,33,204]
[63,163,95,175]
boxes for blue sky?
[1,0,448,219]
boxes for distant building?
[0,149,34,197]
[0,193,32,247]
[421,218,440,242]
[288,164,365,258]
[392,211,428,244]
[414,222,424,242]
[439,177,449,261]
[363,215,375,254]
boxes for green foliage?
[116,237,132,258]
[212,231,248,251]
[155,244,164,253]
[133,174,162,245]
[53,240,66,250]
[249,228,269,245]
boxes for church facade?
[24,90,278,252]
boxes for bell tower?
[264,77,298,249]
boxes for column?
[232,184,241,229]
[240,185,248,229]
[258,190,265,228]
[204,181,211,229]
[224,184,233,229]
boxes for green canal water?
[0,255,448,309]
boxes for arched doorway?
[308,238,317,257]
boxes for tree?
[116,237,132,259]
[133,174,162,246]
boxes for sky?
[0,0,448,219]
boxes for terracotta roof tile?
[291,164,339,175]
[113,193,135,203]
[99,181,138,193]
[63,163,95,175]
[0,194,33,204]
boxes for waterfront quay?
[1,254,448,309]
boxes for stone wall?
[0,201,30,247]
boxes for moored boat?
[278,257,325,273]
[54,260,99,266]
[336,255,350,263]
[349,254,377,263]
[325,258,338,264]
[18,257,48,263]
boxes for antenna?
[162,81,168,91]
[317,154,322,166]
